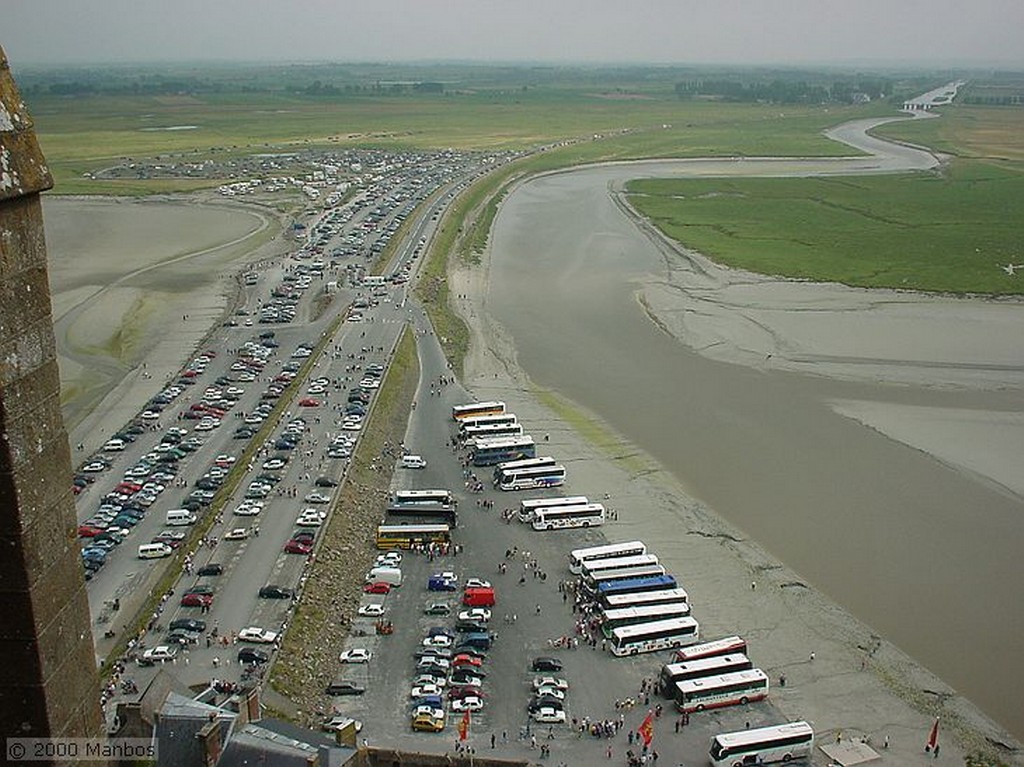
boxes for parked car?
[237,647,269,665]
[531,656,564,672]
[238,627,279,644]
[139,646,178,666]
[326,680,366,696]
[258,585,293,599]
[339,648,372,664]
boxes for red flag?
[925,717,939,752]
[637,710,655,747]
[458,709,471,741]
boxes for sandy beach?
[43,194,291,451]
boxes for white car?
[413,704,445,720]
[451,696,484,712]
[359,378,381,389]
[409,684,442,699]
[532,707,567,724]
[376,552,402,567]
[534,686,566,700]
[357,604,386,617]
[412,674,446,688]
[532,676,569,691]
[399,454,427,469]
[458,608,491,623]
[234,500,263,516]
[140,645,178,665]
[224,527,250,540]
[304,492,331,504]
[340,419,363,432]
[295,514,323,527]
[339,648,372,664]
[421,635,453,649]
[238,627,279,644]
[464,578,491,589]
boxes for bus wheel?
[739,696,749,705]
[696,704,705,712]
[630,648,638,656]
[582,522,589,528]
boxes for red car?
[298,398,321,407]
[284,540,313,555]
[180,593,213,608]
[452,654,483,668]
[78,525,104,538]
[362,582,392,595]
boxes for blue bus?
[596,574,678,600]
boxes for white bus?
[497,464,566,492]
[674,668,769,713]
[659,654,753,696]
[463,422,524,442]
[471,436,536,467]
[673,635,747,663]
[532,503,605,531]
[586,565,668,594]
[600,602,692,638]
[493,456,557,481]
[518,496,589,523]
[568,540,648,575]
[609,616,700,657]
[393,489,456,507]
[709,721,814,767]
[580,553,661,579]
[458,413,518,433]
[600,587,689,611]
[452,401,506,421]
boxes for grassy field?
[27,89,883,194]
[625,103,1024,296]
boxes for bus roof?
[376,523,450,533]
[602,587,689,608]
[611,616,699,641]
[582,553,660,576]
[711,721,813,749]
[675,668,768,693]
[602,602,691,622]
[674,636,747,662]
[569,540,647,562]
[597,574,678,595]
[495,456,556,472]
[661,653,750,679]
[471,435,535,450]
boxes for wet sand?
[43,195,287,449]
[452,116,1024,757]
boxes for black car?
[423,603,451,617]
[531,657,564,673]
[185,585,214,596]
[528,696,564,713]
[166,628,201,645]
[450,669,486,683]
[455,620,489,634]
[169,618,206,632]
[326,680,366,696]
[452,644,488,659]
[314,476,338,488]
[416,664,449,679]
[259,585,293,599]
[412,647,453,660]
[238,647,269,665]
[197,563,224,577]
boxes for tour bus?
[518,496,589,523]
[493,456,558,482]
[394,489,456,507]
[471,436,536,467]
[709,721,814,767]
[674,668,769,713]
[385,503,458,528]
[458,413,518,434]
[658,654,753,696]
[568,540,648,574]
[600,587,689,611]
[532,502,605,531]
[609,616,700,657]
[375,523,451,550]
[673,635,747,664]
[452,401,506,421]
[596,574,679,601]
[584,565,667,594]
[580,553,661,580]
[600,602,692,639]
[497,463,567,492]
[463,422,524,442]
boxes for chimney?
[196,719,222,766]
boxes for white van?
[103,438,126,451]
[364,566,403,588]
[138,542,174,559]
[399,455,427,469]
[166,509,197,526]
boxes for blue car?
[428,575,457,591]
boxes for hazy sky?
[4,0,1022,68]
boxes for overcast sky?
[4,0,1022,68]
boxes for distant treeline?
[675,76,892,104]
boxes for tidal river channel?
[486,150,1024,738]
